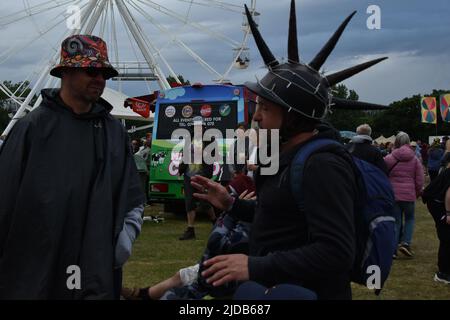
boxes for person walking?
[384,132,424,258]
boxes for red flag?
[126,98,150,118]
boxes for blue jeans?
[392,201,415,246]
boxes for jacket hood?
[315,122,343,141]
[391,144,415,161]
[40,88,113,120]
[351,134,372,144]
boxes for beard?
[84,84,105,102]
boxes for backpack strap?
[290,138,342,211]
[387,156,400,176]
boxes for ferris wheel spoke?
[136,0,239,48]
[98,0,110,38]
[129,0,223,79]
[126,1,182,83]
[109,0,120,67]
[115,3,148,71]
[127,2,184,83]
[0,0,86,65]
[176,0,242,14]
[84,0,109,34]
[115,0,171,89]
[0,0,74,28]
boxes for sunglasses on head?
[84,68,110,79]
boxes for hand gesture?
[191,175,234,211]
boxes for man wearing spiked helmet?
[191,0,388,299]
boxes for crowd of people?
[346,126,449,265]
[125,0,450,300]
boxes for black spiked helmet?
[244,0,388,120]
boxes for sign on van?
[428,136,446,145]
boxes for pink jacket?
[384,145,424,202]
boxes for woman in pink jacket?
[384,132,424,258]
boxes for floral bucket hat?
[50,34,118,79]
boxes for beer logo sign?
[219,104,231,117]
[182,105,193,118]
[200,104,212,117]
[165,105,176,118]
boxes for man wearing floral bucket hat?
[0,35,145,299]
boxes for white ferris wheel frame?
[0,0,258,136]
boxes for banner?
[124,97,150,118]
[440,94,450,123]
[421,97,437,124]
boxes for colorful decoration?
[440,94,450,123]
[421,97,437,124]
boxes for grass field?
[123,201,450,300]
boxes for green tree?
[371,89,450,141]
[348,89,359,101]
[326,84,365,131]
[166,75,190,87]
[0,80,33,100]
[0,80,37,109]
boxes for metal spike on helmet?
[326,57,388,86]
[309,11,357,71]
[243,0,389,119]
[287,0,299,63]
[244,4,279,68]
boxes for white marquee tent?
[374,135,395,144]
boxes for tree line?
[1,80,449,141]
[327,84,450,141]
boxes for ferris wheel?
[0,0,259,135]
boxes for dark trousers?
[233,281,317,300]
[427,201,450,274]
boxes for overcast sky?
[0,0,449,105]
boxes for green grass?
[123,201,450,300]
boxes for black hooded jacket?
[0,89,144,299]
[346,139,388,174]
[230,124,357,300]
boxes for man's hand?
[446,215,450,225]
[201,254,249,287]
[191,175,234,211]
[239,189,256,200]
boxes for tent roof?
[374,135,386,144]
[101,87,153,122]
[386,135,396,143]
[374,135,395,144]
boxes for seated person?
[121,188,256,300]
